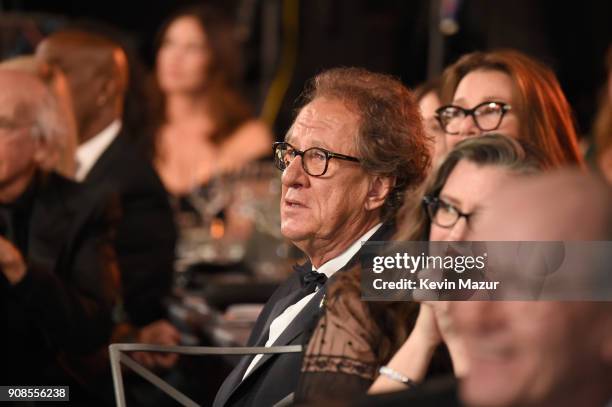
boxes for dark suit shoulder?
[34,171,108,221]
[29,171,118,267]
[85,133,168,197]
[82,133,177,325]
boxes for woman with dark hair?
[436,49,583,168]
[152,5,272,195]
[369,134,550,395]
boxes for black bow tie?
[301,269,328,289]
[294,263,328,289]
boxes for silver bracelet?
[378,366,417,388]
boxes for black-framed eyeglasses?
[273,141,361,177]
[435,101,512,135]
[423,195,472,228]
[0,119,32,135]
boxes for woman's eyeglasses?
[423,195,472,228]
[435,101,512,135]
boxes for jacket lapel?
[242,287,325,381]
[250,277,307,347]
[215,263,310,406]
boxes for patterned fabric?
[302,282,380,380]
[302,354,378,380]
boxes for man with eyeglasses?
[0,70,118,392]
[213,67,431,406]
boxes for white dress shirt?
[74,120,122,182]
[242,223,383,380]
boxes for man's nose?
[281,155,309,188]
[453,301,504,335]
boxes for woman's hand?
[423,301,468,377]
[369,301,468,395]
[369,303,439,394]
[411,301,443,347]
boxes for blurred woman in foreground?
[370,134,550,395]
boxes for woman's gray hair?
[395,134,551,240]
[428,133,550,200]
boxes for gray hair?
[30,89,68,170]
[0,60,70,171]
[395,134,551,240]
[429,133,551,199]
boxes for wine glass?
[189,174,231,228]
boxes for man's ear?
[96,77,119,107]
[364,175,395,211]
[32,129,58,171]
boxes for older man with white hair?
[0,69,118,390]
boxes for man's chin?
[461,382,512,407]
[460,370,523,407]
[280,224,310,246]
[280,228,306,243]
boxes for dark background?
[1,0,610,139]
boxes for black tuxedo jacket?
[83,132,177,326]
[0,172,118,385]
[213,223,395,407]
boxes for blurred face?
[419,91,447,167]
[280,98,374,257]
[156,16,211,94]
[0,89,38,203]
[446,70,520,150]
[429,161,514,241]
[36,39,117,140]
[454,301,612,407]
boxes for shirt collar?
[314,222,383,278]
[74,119,121,182]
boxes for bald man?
[37,31,178,338]
[456,170,612,407]
[0,70,118,387]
